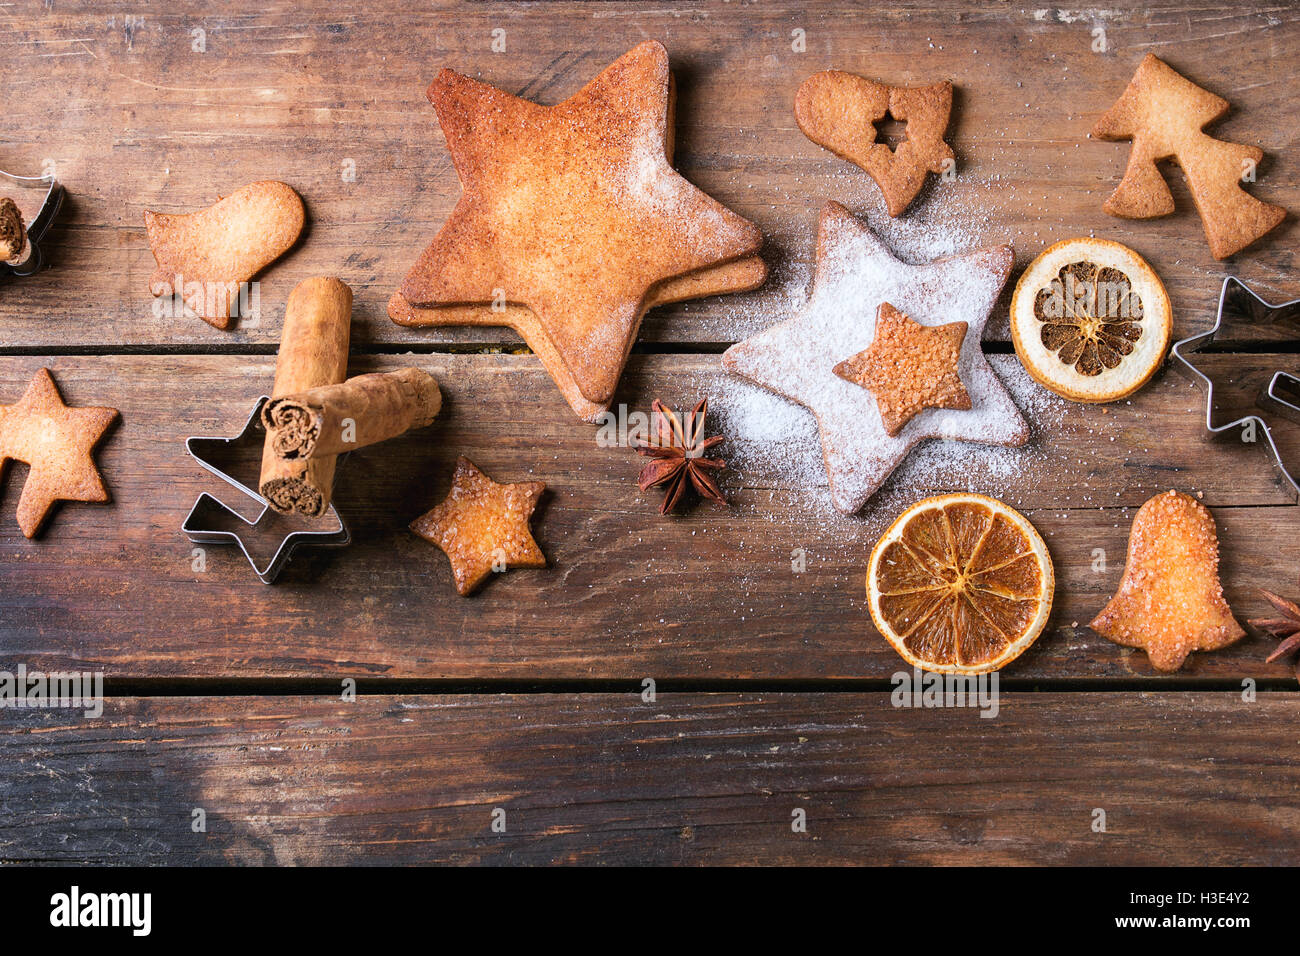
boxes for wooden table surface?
[2,0,1298,865]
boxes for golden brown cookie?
[410,457,546,596]
[795,71,954,217]
[389,255,767,422]
[0,197,25,262]
[0,368,118,538]
[395,40,763,416]
[833,302,971,436]
[145,181,305,330]
[1091,490,1245,671]
[1092,54,1285,259]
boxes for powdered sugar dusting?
[847,173,1017,264]
[702,357,1065,535]
[871,359,1066,515]
[709,172,1018,342]
[722,204,1027,512]
[608,44,758,264]
[693,178,1073,531]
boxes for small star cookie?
[833,303,971,436]
[0,368,118,538]
[410,457,546,596]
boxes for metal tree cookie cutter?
[1171,276,1300,496]
[0,168,64,278]
[182,396,350,584]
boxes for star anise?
[632,398,727,514]
[1248,580,1300,684]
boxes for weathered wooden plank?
[2,693,1296,865]
[0,0,1294,349]
[0,352,1296,680]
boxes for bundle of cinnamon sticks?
[0,198,26,263]
[258,277,442,517]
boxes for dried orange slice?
[1010,238,1171,403]
[867,493,1054,674]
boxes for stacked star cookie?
[389,40,766,422]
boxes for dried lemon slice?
[1011,238,1171,402]
[867,493,1055,674]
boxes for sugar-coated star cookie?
[0,368,118,538]
[723,202,1027,513]
[410,457,546,596]
[832,302,971,437]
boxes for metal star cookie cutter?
[1171,276,1300,496]
[0,168,64,278]
[182,396,350,584]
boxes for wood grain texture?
[1,1,1299,867]
[0,352,1295,680]
[2,693,1296,865]
[0,0,1294,349]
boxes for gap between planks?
[87,677,1300,697]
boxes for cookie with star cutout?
[795,71,955,217]
[410,457,547,596]
[723,202,1027,514]
[0,368,118,538]
[393,40,764,420]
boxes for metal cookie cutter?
[0,168,64,278]
[182,396,350,584]
[1171,276,1300,495]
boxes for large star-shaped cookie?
[410,457,546,596]
[397,40,763,415]
[723,202,1027,513]
[0,368,118,537]
[390,254,766,422]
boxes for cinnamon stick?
[262,367,441,461]
[0,197,26,263]
[258,277,352,516]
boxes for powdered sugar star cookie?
[723,202,1027,514]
